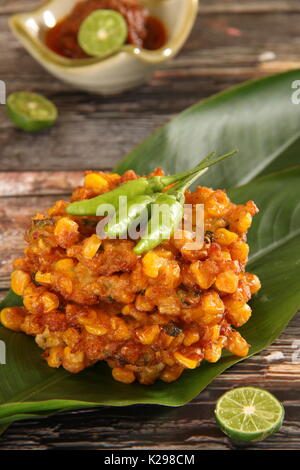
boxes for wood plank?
[0,0,299,451]
[1,6,300,171]
[0,311,299,449]
[0,171,83,197]
[2,0,300,15]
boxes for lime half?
[78,9,128,58]
[215,387,284,442]
[6,92,57,132]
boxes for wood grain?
[0,316,299,450]
[1,1,300,171]
[0,0,299,451]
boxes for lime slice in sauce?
[215,387,284,442]
[78,9,128,58]
[6,92,58,132]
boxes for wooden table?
[0,0,300,450]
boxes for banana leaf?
[0,425,9,435]
[115,69,300,188]
[1,70,300,432]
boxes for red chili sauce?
[45,0,167,59]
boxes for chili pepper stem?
[159,152,215,186]
[158,149,238,188]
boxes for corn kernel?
[84,324,108,336]
[57,276,73,295]
[142,252,164,278]
[136,325,160,345]
[224,299,252,327]
[78,311,98,325]
[190,261,216,289]
[160,333,174,348]
[38,238,50,252]
[64,346,84,362]
[215,271,239,294]
[48,200,68,217]
[154,249,174,260]
[209,325,221,342]
[62,328,80,348]
[11,270,31,296]
[235,212,252,233]
[174,352,198,369]
[214,228,238,246]
[54,217,79,248]
[35,271,52,285]
[243,273,261,294]
[221,250,232,261]
[227,331,249,357]
[183,330,200,347]
[41,292,59,312]
[112,367,135,384]
[204,342,223,363]
[201,291,225,316]
[160,365,184,383]
[21,314,43,335]
[111,317,131,341]
[84,173,109,192]
[55,258,75,272]
[159,351,175,366]
[0,307,25,332]
[82,234,102,259]
[121,305,131,315]
[63,346,85,373]
[135,294,155,312]
[205,191,230,217]
[47,346,64,368]
[230,241,249,264]
[54,217,78,237]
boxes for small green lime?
[215,387,284,442]
[6,92,58,132]
[78,9,128,58]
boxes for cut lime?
[215,387,284,442]
[6,92,58,132]
[78,9,128,58]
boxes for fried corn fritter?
[1,169,260,384]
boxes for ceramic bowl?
[10,0,199,95]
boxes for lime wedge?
[215,387,284,442]
[6,92,58,132]
[78,9,128,58]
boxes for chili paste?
[45,0,167,59]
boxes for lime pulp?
[215,387,284,442]
[6,92,58,132]
[78,9,128,58]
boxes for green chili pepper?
[133,150,238,255]
[133,192,184,254]
[66,151,235,216]
[133,163,213,255]
[104,194,155,238]
[67,177,155,216]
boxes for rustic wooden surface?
[0,0,300,450]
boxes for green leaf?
[1,69,300,426]
[0,424,9,436]
[115,69,300,188]
[0,167,299,422]
[0,289,23,309]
